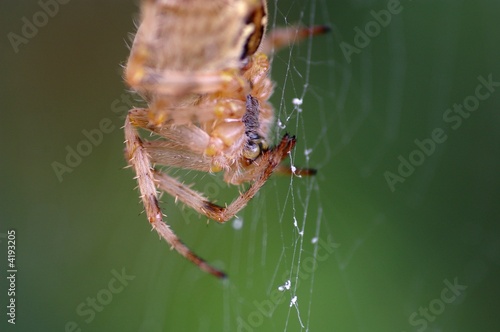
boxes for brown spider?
[124,0,328,278]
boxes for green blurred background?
[1,0,499,331]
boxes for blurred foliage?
[0,1,499,331]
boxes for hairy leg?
[153,134,296,223]
[260,25,331,55]
[125,110,226,278]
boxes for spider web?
[0,1,496,331]
[218,0,344,331]
[134,1,469,331]
[216,0,451,331]
[211,1,483,332]
[127,2,342,329]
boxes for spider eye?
[240,3,267,60]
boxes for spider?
[124,0,328,278]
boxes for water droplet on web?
[278,279,291,291]
[232,217,243,230]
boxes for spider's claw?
[207,266,227,279]
[185,249,227,279]
[296,167,317,176]
[277,133,297,153]
[305,25,331,37]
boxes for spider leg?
[128,108,211,154]
[125,109,226,278]
[274,164,317,177]
[260,25,331,55]
[144,141,212,172]
[152,135,296,223]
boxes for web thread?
[222,0,343,331]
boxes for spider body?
[124,0,326,278]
